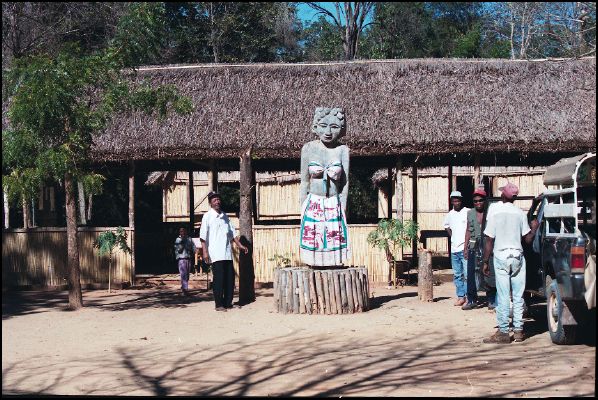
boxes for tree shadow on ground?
[2,330,594,397]
[2,285,276,318]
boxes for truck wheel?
[546,276,577,345]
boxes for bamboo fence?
[2,227,133,289]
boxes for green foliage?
[302,16,344,61]
[2,4,193,208]
[367,219,419,262]
[93,226,131,257]
[268,253,292,267]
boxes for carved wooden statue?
[299,107,350,267]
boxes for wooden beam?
[188,170,194,230]
[474,153,481,188]
[395,157,403,221]
[207,159,218,193]
[387,167,393,218]
[239,146,256,305]
[129,161,136,284]
[412,163,418,269]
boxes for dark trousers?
[212,260,235,308]
[466,249,478,303]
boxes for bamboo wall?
[233,224,388,284]
[2,227,133,289]
[378,172,547,254]
[257,182,301,220]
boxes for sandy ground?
[2,273,595,397]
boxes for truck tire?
[546,276,577,345]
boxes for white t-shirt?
[443,207,469,253]
[484,201,530,258]
[199,208,236,263]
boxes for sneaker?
[461,301,479,310]
[215,307,227,312]
[513,330,525,342]
[483,330,511,344]
[454,297,466,306]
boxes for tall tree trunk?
[78,181,87,225]
[22,197,30,228]
[238,145,255,305]
[3,189,9,229]
[65,172,83,309]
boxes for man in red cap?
[462,187,494,310]
[482,182,539,343]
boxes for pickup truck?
[525,152,596,344]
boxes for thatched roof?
[90,58,595,162]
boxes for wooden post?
[208,160,218,193]
[129,161,136,284]
[395,157,403,221]
[239,145,255,305]
[447,162,453,255]
[418,249,434,302]
[473,153,482,188]
[188,170,194,230]
[387,166,393,218]
[411,163,418,269]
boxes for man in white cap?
[482,182,539,343]
[443,190,470,306]
[200,191,248,311]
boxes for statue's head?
[311,107,346,145]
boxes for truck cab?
[526,152,596,344]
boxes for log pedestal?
[274,267,370,314]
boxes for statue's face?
[314,114,343,145]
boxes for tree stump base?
[274,267,370,314]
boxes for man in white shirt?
[200,191,248,312]
[482,182,539,344]
[443,191,470,306]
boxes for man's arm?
[463,219,471,260]
[523,219,539,244]
[232,236,249,254]
[482,235,494,276]
[200,239,209,262]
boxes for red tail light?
[570,246,586,273]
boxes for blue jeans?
[494,252,526,333]
[451,251,468,298]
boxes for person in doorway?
[443,191,470,306]
[482,182,539,344]
[462,188,495,310]
[174,227,197,296]
[200,191,248,312]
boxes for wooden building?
[3,57,596,288]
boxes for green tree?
[302,15,344,61]
[362,2,435,59]
[306,2,375,60]
[93,227,132,293]
[367,219,418,286]
[2,3,192,310]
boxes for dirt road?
[2,279,595,396]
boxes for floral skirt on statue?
[299,194,350,266]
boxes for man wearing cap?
[443,190,470,306]
[482,182,539,343]
[200,191,249,312]
[462,188,496,310]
